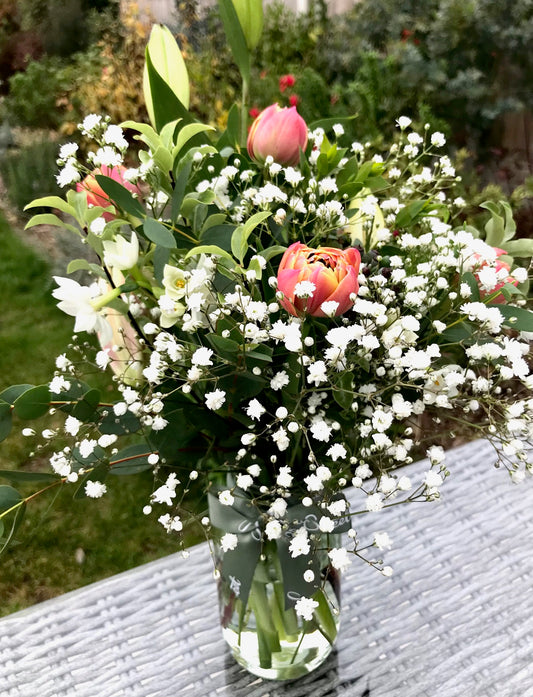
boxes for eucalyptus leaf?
[143,218,177,248]
[491,304,533,332]
[0,485,22,514]
[0,384,34,405]
[94,175,145,218]
[109,444,154,475]
[0,470,60,484]
[0,402,12,442]
[13,385,51,420]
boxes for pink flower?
[277,242,361,317]
[247,103,308,167]
[279,74,296,92]
[474,246,518,303]
[77,165,141,221]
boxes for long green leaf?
[24,196,77,218]
[94,175,145,219]
[144,49,193,133]
[144,218,177,248]
[218,0,251,83]
[143,24,189,130]
[491,304,533,331]
[13,385,51,420]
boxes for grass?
[0,212,189,617]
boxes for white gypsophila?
[295,596,319,621]
[220,533,238,552]
[307,360,328,386]
[98,434,117,448]
[327,443,347,461]
[304,473,324,492]
[218,490,234,506]
[245,399,266,420]
[272,427,290,451]
[158,514,183,533]
[191,347,214,366]
[56,163,81,187]
[328,547,352,572]
[79,438,97,459]
[270,370,290,390]
[268,497,287,518]
[294,280,316,298]
[289,527,310,557]
[103,125,128,150]
[64,415,81,436]
[366,493,384,512]
[80,113,102,134]
[85,481,107,498]
[265,519,282,540]
[93,146,123,168]
[319,516,335,533]
[373,531,392,550]
[49,375,70,394]
[309,420,332,442]
[89,217,107,236]
[321,300,340,317]
[236,473,253,491]
[205,390,226,411]
[276,466,293,487]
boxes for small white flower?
[265,520,282,540]
[85,481,107,498]
[191,347,214,366]
[295,596,319,621]
[328,547,352,572]
[218,490,234,506]
[373,531,392,550]
[220,533,238,552]
[205,389,226,410]
[245,399,266,421]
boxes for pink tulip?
[277,242,361,317]
[247,103,308,167]
[77,165,141,221]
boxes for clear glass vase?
[214,536,341,680]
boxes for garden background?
[0,0,532,615]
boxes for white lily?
[52,277,118,344]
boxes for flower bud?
[247,104,307,167]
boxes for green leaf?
[25,213,81,236]
[490,304,533,331]
[218,0,251,83]
[207,333,240,360]
[461,271,480,302]
[199,224,235,252]
[99,408,141,435]
[143,217,177,248]
[0,384,34,405]
[185,244,235,263]
[216,103,241,150]
[171,159,192,223]
[172,123,215,162]
[441,322,473,343]
[260,245,286,262]
[481,200,516,246]
[109,444,153,475]
[24,196,77,218]
[70,388,101,421]
[332,372,353,410]
[67,259,107,279]
[144,47,192,133]
[0,485,22,514]
[395,200,429,228]
[143,24,189,129]
[0,402,12,442]
[231,211,271,264]
[122,120,162,152]
[13,385,51,419]
[503,239,533,257]
[0,470,60,484]
[94,175,145,218]
[231,0,263,50]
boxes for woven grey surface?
[1,439,532,697]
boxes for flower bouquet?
[1,2,532,681]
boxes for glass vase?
[213,535,341,680]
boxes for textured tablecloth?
[1,439,532,697]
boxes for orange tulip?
[277,242,361,317]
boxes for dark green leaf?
[461,271,481,302]
[333,373,353,410]
[218,0,251,83]
[99,408,141,435]
[0,384,34,405]
[216,103,240,150]
[0,470,60,484]
[395,200,429,227]
[109,444,153,475]
[94,175,145,218]
[70,388,101,421]
[171,159,192,223]
[144,217,177,248]
[153,244,171,284]
[199,224,235,252]
[0,485,22,513]
[441,322,473,343]
[13,385,51,419]
[0,402,12,442]
[207,333,240,360]
[490,304,533,331]
[145,49,194,132]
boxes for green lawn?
[0,213,186,616]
